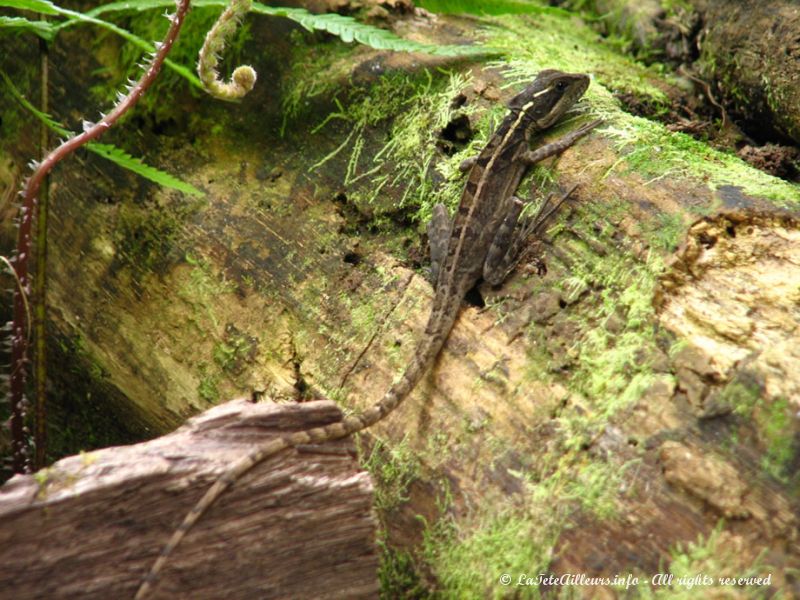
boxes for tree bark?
[0,399,378,599]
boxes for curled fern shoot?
[198,0,257,100]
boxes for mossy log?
[0,399,378,599]
[0,4,799,597]
[572,0,800,144]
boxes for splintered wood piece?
[0,399,379,599]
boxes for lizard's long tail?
[135,312,454,599]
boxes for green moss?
[755,397,794,483]
[114,199,200,275]
[280,32,357,135]
[604,117,800,205]
[198,371,220,403]
[479,11,800,205]
[300,66,486,224]
[377,539,432,600]
[174,255,242,404]
[724,381,762,417]
[633,524,773,599]
[213,329,256,374]
[361,436,422,512]
[486,12,671,108]
[179,253,236,331]
[32,467,51,490]
[537,197,666,449]
[424,509,555,599]
[423,454,630,598]
[32,465,78,499]
[640,211,685,252]
[722,381,796,484]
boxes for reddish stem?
[9,0,192,472]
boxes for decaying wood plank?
[0,399,379,599]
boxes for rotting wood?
[0,399,379,599]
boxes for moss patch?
[44,332,147,464]
[729,384,797,485]
[482,12,800,206]
[422,453,632,598]
[361,436,422,512]
[634,526,774,599]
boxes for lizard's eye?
[556,81,568,91]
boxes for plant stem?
[34,32,50,471]
[9,0,192,473]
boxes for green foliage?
[250,4,491,56]
[87,143,203,197]
[604,115,800,205]
[423,509,554,599]
[639,211,685,252]
[1,0,59,14]
[89,0,494,56]
[634,524,773,599]
[0,0,202,86]
[377,541,431,599]
[422,453,630,598]
[0,16,56,40]
[0,0,490,63]
[728,383,796,484]
[309,69,484,222]
[1,0,495,128]
[213,330,255,374]
[198,373,220,403]
[756,397,794,483]
[1,71,203,197]
[361,436,421,512]
[547,197,666,449]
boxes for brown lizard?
[135,69,600,598]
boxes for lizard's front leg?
[520,119,602,166]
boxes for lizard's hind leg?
[427,203,451,287]
[483,185,579,286]
[483,196,525,286]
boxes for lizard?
[135,69,601,599]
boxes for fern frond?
[0,0,202,87]
[2,72,204,198]
[87,0,496,56]
[0,16,57,40]
[88,143,204,197]
[255,6,491,56]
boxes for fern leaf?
[0,16,57,41]
[87,143,204,197]
[0,0,60,15]
[2,71,204,198]
[86,0,496,56]
[0,0,202,87]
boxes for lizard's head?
[507,70,590,131]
